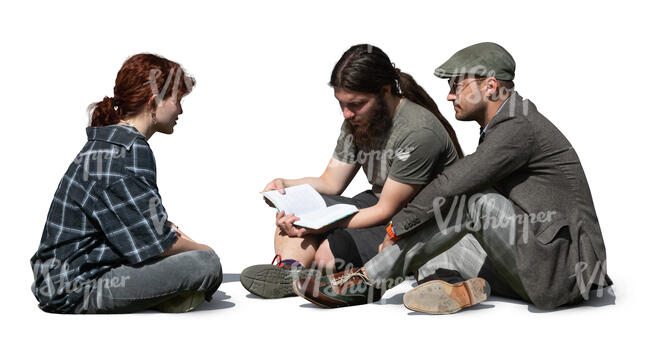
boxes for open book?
[262,184,359,229]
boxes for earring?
[152,111,157,124]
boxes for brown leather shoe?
[403,277,491,314]
[293,267,383,308]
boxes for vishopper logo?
[569,259,612,300]
[74,147,128,181]
[500,91,530,119]
[441,64,530,117]
[145,67,194,106]
[32,258,130,311]
[443,65,499,106]
[296,258,406,305]
[143,196,168,235]
[438,65,500,81]
[332,132,416,181]
[427,193,558,245]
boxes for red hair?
[89,53,195,127]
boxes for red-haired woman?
[30,53,222,314]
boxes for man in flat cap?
[294,42,612,313]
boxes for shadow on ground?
[402,286,616,315]
[526,287,616,313]
[193,290,235,311]
[222,273,240,283]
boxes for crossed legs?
[365,191,530,302]
[274,226,336,270]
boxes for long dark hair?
[329,44,464,158]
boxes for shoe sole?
[292,280,335,308]
[240,264,317,299]
[403,278,490,314]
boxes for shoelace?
[271,254,282,265]
[271,254,302,268]
[331,269,371,286]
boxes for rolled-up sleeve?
[92,175,178,264]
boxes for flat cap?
[434,42,516,80]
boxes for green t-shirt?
[333,98,459,197]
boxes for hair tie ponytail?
[393,67,403,95]
[112,97,121,109]
[330,44,465,158]
[89,96,120,127]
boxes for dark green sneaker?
[293,267,383,308]
[240,255,317,299]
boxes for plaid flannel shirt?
[30,125,178,313]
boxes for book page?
[262,184,326,216]
[294,204,358,229]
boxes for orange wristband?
[386,222,400,241]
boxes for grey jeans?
[75,250,223,313]
[365,191,530,301]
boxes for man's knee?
[470,192,517,246]
[471,193,513,224]
[473,193,508,214]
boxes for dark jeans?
[75,250,222,313]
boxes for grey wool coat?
[391,92,612,310]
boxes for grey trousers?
[76,250,223,313]
[365,191,531,302]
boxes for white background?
[1,0,649,341]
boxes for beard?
[347,96,392,151]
